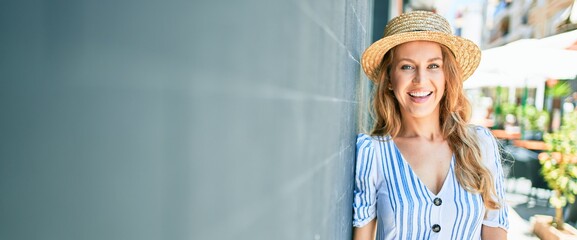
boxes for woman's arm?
[353,218,376,240]
[352,134,378,238]
[481,225,507,240]
[477,127,509,237]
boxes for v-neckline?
[390,140,453,197]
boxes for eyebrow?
[397,57,443,62]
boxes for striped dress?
[353,126,509,240]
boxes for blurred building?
[454,2,485,47]
[484,0,576,48]
[484,0,534,48]
[529,0,577,37]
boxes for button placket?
[431,197,442,234]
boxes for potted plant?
[533,111,577,239]
[517,105,550,140]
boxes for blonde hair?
[370,44,500,210]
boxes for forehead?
[393,41,442,60]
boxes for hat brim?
[361,31,481,83]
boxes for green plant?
[492,102,517,129]
[501,102,518,116]
[516,105,549,131]
[546,82,572,97]
[539,111,577,230]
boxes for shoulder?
[468,125,501,166]
[356,134,376,157]
[469,124,493,137]
[356,133,374,144]
[468,125,496,146]
[356,134,390,159]
[356,133,389,148]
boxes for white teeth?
[408,91,432,97]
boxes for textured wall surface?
[0,0,373,239]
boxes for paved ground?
[508,205,540,239]
[506,178,557,239]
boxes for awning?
[465,29,577,89]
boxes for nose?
[412,68,426,84]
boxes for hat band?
[383,14,453,37]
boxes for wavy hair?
[369,44,500,210]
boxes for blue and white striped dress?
[353,126,508,240]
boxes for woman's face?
[389,41,446,120]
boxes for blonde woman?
[353,11,508,240]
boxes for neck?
[398,113,443,141]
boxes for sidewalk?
[506,178,557,239]
[508,205,540,239]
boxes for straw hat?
[361,11,481,83]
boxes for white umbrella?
[539,29,577,49]
[465,30,577,89]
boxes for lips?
[408,91,433,98]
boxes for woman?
[353,11,509,240]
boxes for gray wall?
[0,0,373,239]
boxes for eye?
[400,65,414,70]
[428,63,440,69]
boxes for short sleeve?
[352,133,378,227]
[475,126,510,230]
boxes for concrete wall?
[0,0,373,239]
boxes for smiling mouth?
[408,91,433,98]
